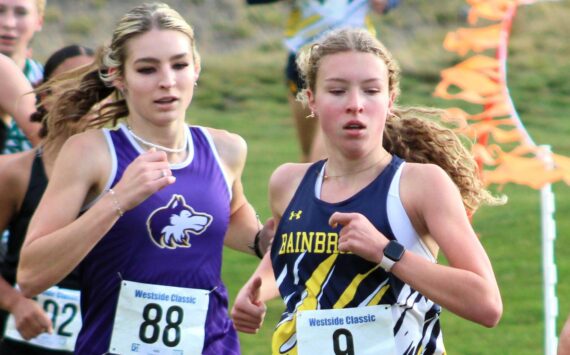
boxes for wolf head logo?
[146,194,213,249]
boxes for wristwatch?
[380,240,405,272]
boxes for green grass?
[31,0,569,353]
[189,51,292,354]
[187,2,570,354]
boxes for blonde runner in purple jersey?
[16,3,270,355]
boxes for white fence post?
[540,144,558,355]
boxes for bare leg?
[288,94,316,162]
[309,124,327,162]
[559,314,570,355]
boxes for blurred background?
[31,0,570,353]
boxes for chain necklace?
[323,153,392,180]
[127,125,188,154]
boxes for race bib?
[4,286,81,352]
[109,280,209,355]
[296,305,396,355]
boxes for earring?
[194,82,198,87]
[306,111,316,119]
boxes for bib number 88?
[138,303,184,347]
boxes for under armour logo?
[289,210,303,220]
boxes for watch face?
[384,241,405,262]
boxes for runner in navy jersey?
[17,3,270,355]
[232,28,505,355]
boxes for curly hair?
[296,28,504,214]
[385,107,504,213]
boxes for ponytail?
[40,47,128,146]
[383,106,505,214]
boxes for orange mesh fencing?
[434,0,568,189]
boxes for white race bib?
[4,286,81,352]
[296,305,396,355]
[109,280,209,355]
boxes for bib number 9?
[333,328,355,355]
[296,306,396,355]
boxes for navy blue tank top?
[271,156,444,354]
[271,157,405,312]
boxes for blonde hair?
[296,28,504,214]
[99,2,200,85]
[296,28,400,107]
[36,0,46,17]
[42,2,200,146]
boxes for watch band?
[380,240,406,272]
[380,254,397,272]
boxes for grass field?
[185,2,570,354]
[32,0,569,353]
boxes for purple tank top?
[75,125,240,354]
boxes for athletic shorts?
[0,338,72,355]
[285,52,305,96]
